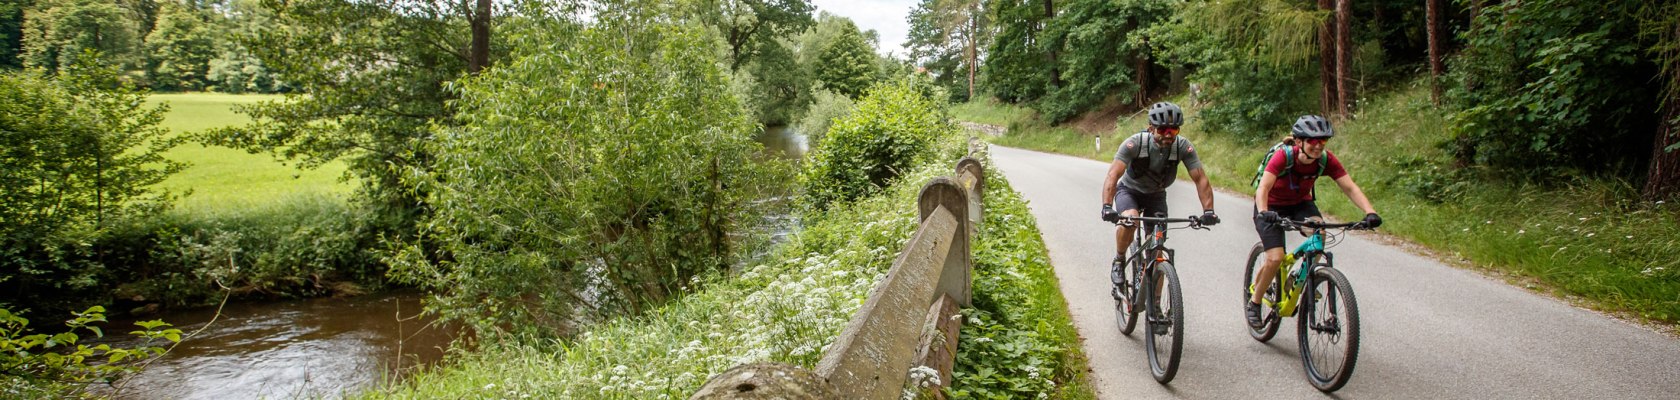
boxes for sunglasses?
[1302,137,1329,145]
[1156,127,1180,136]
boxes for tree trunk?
[1645,101,1680,201]
[1644,20,1680,201]
[469,0,490,74]
[1046,0,1060,89]
[1136,43,1150,108]
[1335,0,1352,117]
[968,9,978,99]
[1318,0,1336,116]
[1427,0,1443,104]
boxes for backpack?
[1250,137,1326,189]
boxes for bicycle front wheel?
[1144,261,1184,383]
[1297,266,1361,392]
[1243,242,1281,342]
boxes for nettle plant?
[0,306,180,397]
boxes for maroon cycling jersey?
[1264,146,1347,206]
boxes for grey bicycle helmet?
[1147,102,1184,127]
[1290,115,1334,139]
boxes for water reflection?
[93,293,456,400]
[755,125,808,160]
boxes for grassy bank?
[362,144,1093,398]
[148,93,351,212]
[963,81,1680,331]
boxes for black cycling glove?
[1101,204,1120,223]
[1363,213,1383,229]
[1258,210,1280,223]
[1200,210,1220,226]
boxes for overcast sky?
[812,0,917,57]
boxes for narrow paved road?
[989,145,1680,398]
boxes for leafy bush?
[1446,0,1658,177]
[793,86,854,144]
[0,62,182,318]
[386,8,790,337]
[802,78,959,209]
[0,306,180,398]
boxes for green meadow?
[148,93,352,213]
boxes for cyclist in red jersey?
[1246,115,1382,327]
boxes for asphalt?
[988,144,1680,399]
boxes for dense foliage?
[1446,0,1657,177]
[20,0,143,73]
[387,6,789,337]
[802,77,958,210]
[0,64,181,317]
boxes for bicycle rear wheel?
[1115,244,1142,335]
[1144,262,1184,383]
[1297,266,1361,392]
[1243,243,1281,342]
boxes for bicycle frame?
[1271,226,1341,317]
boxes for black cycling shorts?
[1113,183,1169,219]
[1254,201,1321,250]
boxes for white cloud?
[812,0,917,57]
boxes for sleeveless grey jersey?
[1113,131,1204,193]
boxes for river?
[97,125,809,399]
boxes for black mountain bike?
[1242,217,1371,392]
[1111,214,1210,383]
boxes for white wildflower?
[1517,230,1525,234]
[484,383,496,390]
[1587,233,1595,238]
[613,365,629,375]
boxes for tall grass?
[962,81,1680,328]
[147,93,351,212]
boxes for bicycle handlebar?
[1276,218,1371,231]
[1114,215,1211,230]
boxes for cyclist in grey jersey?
[1101,102,1221,260]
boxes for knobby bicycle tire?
[1144,261,1184,383]
[1297,265,1360,393]
[1116,243,1143,335]
[1243,242,1281,342]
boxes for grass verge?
[961,80,1680,333]
[360,142,1093,398]
[147,92,351,212]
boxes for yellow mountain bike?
[1242,217,1371,392]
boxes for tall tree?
[698,0,814,71]
[980,0,1052,103]
[144,0,216,90]
[906,0,985,99]
[814,22,876,99]
[21,0,144,73]
[202,0,511,236]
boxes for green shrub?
[0,61,182,318]
[94,195,381,307]
[793,86,854,144]
[0,306,180,398]
[386,8,790,338]
[802,78,959,209]
[1446,0,1657,177]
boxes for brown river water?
[88,126,808,399]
